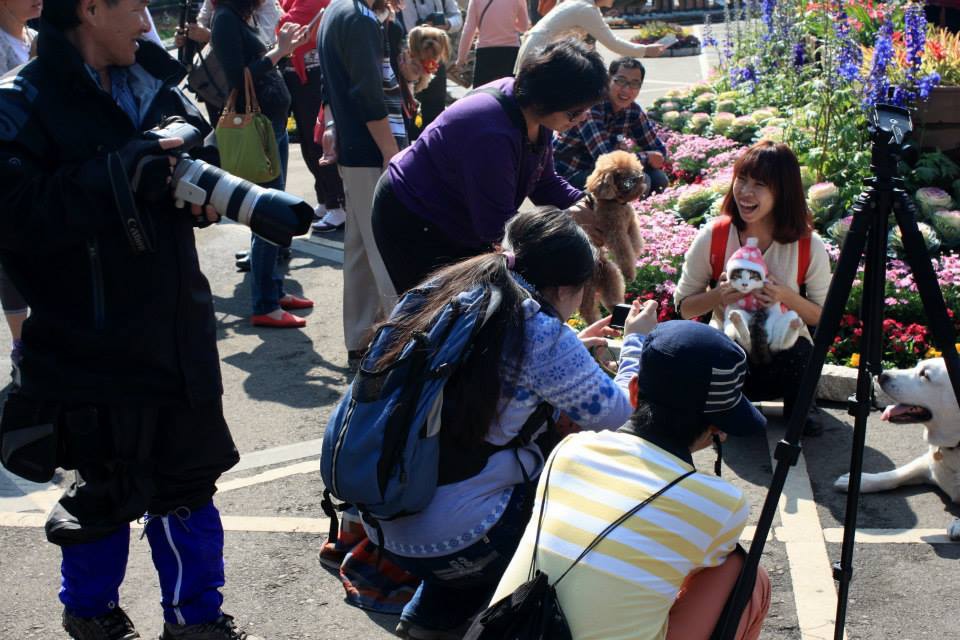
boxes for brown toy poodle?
[570,150,648,323]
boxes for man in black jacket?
[0,1,255,638]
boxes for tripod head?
[868,104,918,182]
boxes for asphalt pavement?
[2,27,959,640]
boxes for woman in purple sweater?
[371,38,608,294]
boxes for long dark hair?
[719,140,812,244]
[377,208,597,447]
[218,0,264,22]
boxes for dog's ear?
[592,171,618,200]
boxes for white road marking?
[0,511,327,534]
[822,528,959,544]
[229,439,323,474]
[216,460,317,494]
[765,430,845,640]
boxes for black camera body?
[146,118,313,247]
[418,11,448,27]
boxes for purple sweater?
[387,78,582,248]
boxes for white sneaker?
[311,207,346,233]
[314,204,326,220]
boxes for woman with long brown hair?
[674,140,833,434]
[362,207,656,639]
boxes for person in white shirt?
[515,0,663,72]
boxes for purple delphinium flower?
[904,2,926,70]
[702,15,717,49]
[761,0,776,40]
[918,72,941,100]
[834,11,862,83]
[862,19,894,109]
[793,42,806,69]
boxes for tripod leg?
[713,195,873,640]
[893,190,960,415]
[833,190,889,640]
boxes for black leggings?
[371,174,485,295]
[742,336,814,418]
[473,46,519,87]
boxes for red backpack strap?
[709,217,732,285]
[797,234,812,289]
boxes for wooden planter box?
[914,85,960,156]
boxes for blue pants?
[385,484,531,631]
[250,122,291,315]
[59,501,226,625]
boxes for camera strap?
[107,151,155,254]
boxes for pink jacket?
[457,0,530,64]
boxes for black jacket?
[318,0,389,168]
[0,21,223,407]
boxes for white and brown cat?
[723,238,804,362]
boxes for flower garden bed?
[616,1,960,369]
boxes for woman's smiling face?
[732,173,775,227]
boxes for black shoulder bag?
[463,440,696,640]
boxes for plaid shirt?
[553,101,667,178]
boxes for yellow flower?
[415,113,423,128]
[926,347,942,358]
[848,353,860,367]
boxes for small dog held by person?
[570,150,647,323]
[399,25,451,93]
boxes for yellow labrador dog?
[834,358,960,540]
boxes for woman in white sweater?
[514,0,662,72]
[674,141,833,434]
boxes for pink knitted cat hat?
[726,238,767,279]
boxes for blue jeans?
[250,122,290,315]
[385,484,532,631]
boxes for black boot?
[159,613,262,640]
[62,607,140,640]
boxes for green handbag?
[216,68,281,184]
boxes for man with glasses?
[553,56,669,194]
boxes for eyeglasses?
[565,107,589,121]
[612,76,644,90]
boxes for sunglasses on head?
[612,76,643,90]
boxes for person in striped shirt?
[491,320,772,640]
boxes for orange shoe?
[251,311,307,328]
[279,295,314,310]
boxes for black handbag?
[187,44,229,112]
[463,440,695,640]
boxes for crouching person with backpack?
[483,321,772,640]
[321,208,659,640]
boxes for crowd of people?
[0,0,838,638]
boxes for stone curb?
[607,341,892,405]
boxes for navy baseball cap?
[636,320,766,437]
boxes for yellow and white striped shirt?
[491,430,749,640]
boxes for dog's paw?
[834,473,850,492]
[948,518,960,541]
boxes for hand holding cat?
[757,275,798,309]
[716,273,748,307]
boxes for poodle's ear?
[590,170,618,200]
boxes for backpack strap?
[797,234,811,296]
[709,216,732,288]
[467,86,527,135]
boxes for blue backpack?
[320,283,552,541]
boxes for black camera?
[418,11,448,27]
[609,303,632,330]
[146,118,314,247]
[868,103,919,179]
